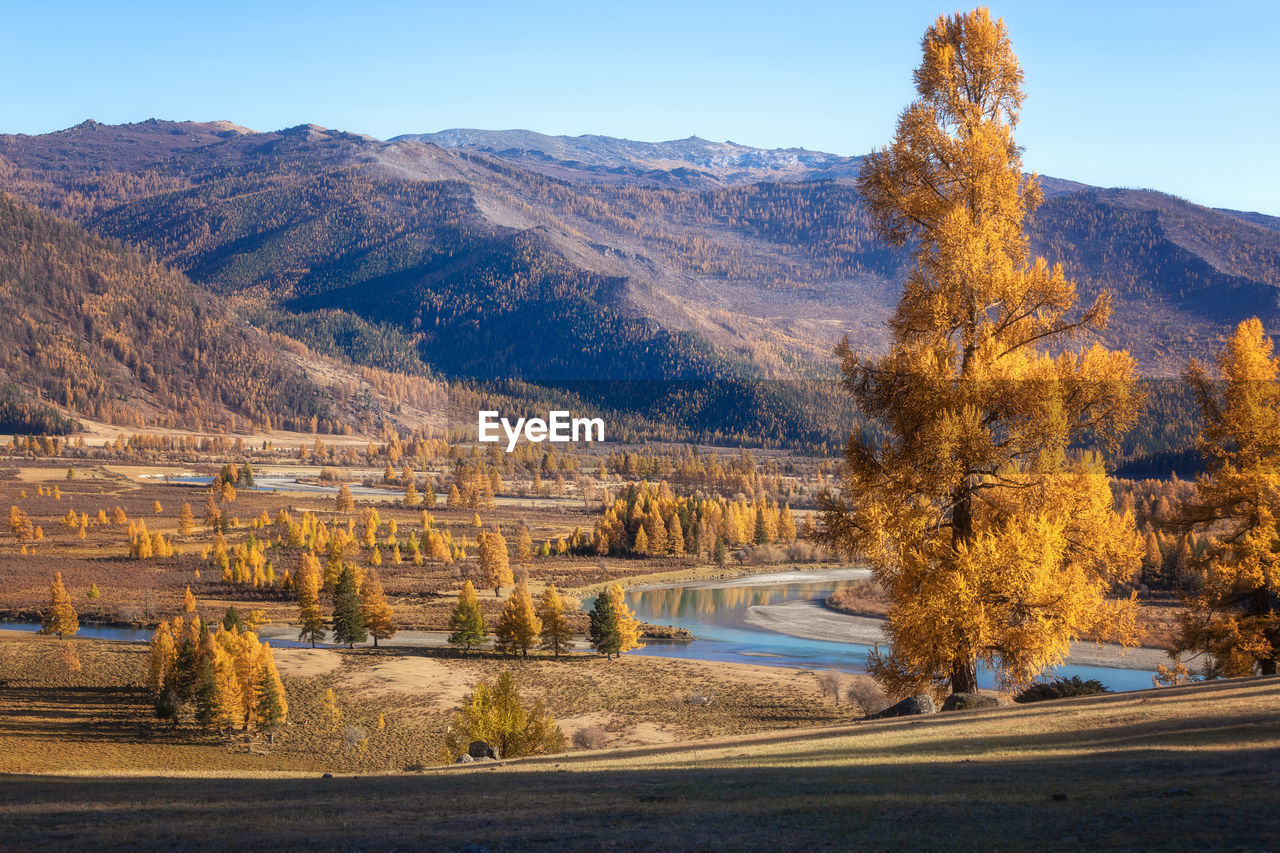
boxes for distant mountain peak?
[393,128,863,187]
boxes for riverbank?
[746,599,1177,673]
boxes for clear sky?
[4,1,1277,213]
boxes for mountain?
[2,119,1279,395]
[396,129,864,187]
[0,191,448,435]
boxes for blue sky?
[4,1,1277,213]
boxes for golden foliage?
[1175,319,1280,676]
[822,8,1140,696]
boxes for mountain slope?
[2,120,1279,386]
[0,191,335,432]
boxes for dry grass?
[1,658,1276,850]
[0,633,848,776]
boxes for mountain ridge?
[1,118,1278,386]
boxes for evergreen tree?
[331,564,367,648]
[588,588,621,659]
[41,572,78,639]
[360,567,397,647]
[194,632,242,733]
[495,580,542,657]
[538,583,573,658]
[448,580,487,651]
[754,505,769,544]
[221,605,246,632]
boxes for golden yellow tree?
[477,530,512,597]
[537,583,574,657]
[178,503,196,536]
[255,642,289,743]
[146,621,176,693]
[335,484,354,515]
[360,566,397,647]
[42,572,79,639]
[514,525,535,563]
[1175,319,1280,676]
[820,8,1141,697]
[495,580,542,656]
[182,586,197,614]
[296,551,326,647]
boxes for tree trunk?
[950,660,979,694]
[949,487,978,694]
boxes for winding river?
[623,568,1161,692]
[5,568,1162,691]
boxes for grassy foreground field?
[2,669,1277,851]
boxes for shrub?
[846,677,889,716]
[572,725,609,750]
[1014,676,1110,704]
[816,671,843,705]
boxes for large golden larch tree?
[821,7,1141,697]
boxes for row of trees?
[294,553,396,648]
[447,580,641,659]
[593,482,798,557]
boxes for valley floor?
[1,631,1278,851]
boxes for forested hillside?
[1,119,1278,455]
[0,192,331,432]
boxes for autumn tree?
[443,672,566,761]
[296,552,326,647]
[41,572,78,639]
[255,643,289,745]
[495,580,541,657]
[182,586,197,614]
[1174,319,1280,676]
[477,530,512,597]
[360,566,397,647]
[448,580,487,651]
[537,583,573,657]
[515,525,535,563]
[178,503,196,536]
[819,8,1141,697]
[335,484,355,515]
[331,564,367,648]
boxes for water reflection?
[628,575,863,627]
[623,569,1158,692]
